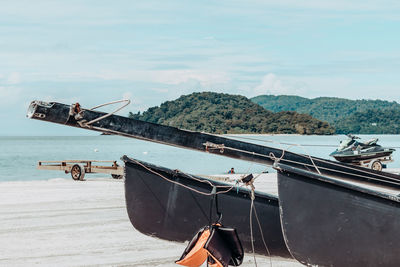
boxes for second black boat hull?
[123,156,291,258]
[277,164,400,266]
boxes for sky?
[1,0,400,135]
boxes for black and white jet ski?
[330,134,395,164]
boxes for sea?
[1,134,399,182]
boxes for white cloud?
[153,70,230,86]
[250,73,351,99]
[224,0,400,13]
[41,95,79,104]
[150,88,169,93]
[252,73,290,96]
[122,91,132,100]
[0,72,22,85]
[29,69,231,88]
[0,86,22,105]
[7,72,21,84]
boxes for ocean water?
[0,134,399,182]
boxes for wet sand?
[0,177,301,266]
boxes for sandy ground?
[0,177,301,267]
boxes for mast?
[27,100,400,188]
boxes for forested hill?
[334,109,400,134]
[129,92,335,135]
[251,95,400,124]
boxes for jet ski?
[330,134,395,164]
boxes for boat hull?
[277,164,400,266]
[123,156,291,258]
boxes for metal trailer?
[37,160,124,181]
[354,156,393,171]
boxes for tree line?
[129,92,335,135]
[252,95,400,134]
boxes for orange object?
[207,254,224,267]
[176,223,243,267]
[176,229,210,267]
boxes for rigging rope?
[252,201,272,267]
[225,135,338,147]
[205,142,400,187]
[129,158,238,196]
[88,120,400,187]
[226,135,400,149]
[249,197,257,267]
[247,178,272,267]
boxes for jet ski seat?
[363,138,378,146]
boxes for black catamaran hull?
[123,156,292,258]
[277,164,400,266]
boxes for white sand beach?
[0,177,301,267]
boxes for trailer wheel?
[111,174,123,179]
[371,160,383,171]
[71,164,85,181]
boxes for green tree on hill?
[251,95,400,134]
[335,109,400,134]
[129,92,335,135]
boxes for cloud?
[153,70,230,86]
[0,86,22,105]
[250,73,351,99]
[222,0,400,13]
[150,88,169,93]
[7,72,21,84]
[0,72,22,85]
[252,73,290,96]
[40,95,80,104]
[30,69,231,89]
[121,91,147,113]
[122,91,132,100]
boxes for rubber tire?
[71,164,85,181]
[111,163,123,179]
[371,160,383,172]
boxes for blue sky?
[1,0,400,135]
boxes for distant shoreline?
[3,133,400,138]
[223,133,303,137]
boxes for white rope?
[252,201,272,267]
[249,189,257,267]
[247,179,274,267]
[186,173,235,188]
[85,122,399,186]
[225,136,400,180]
[84,99,131,126]
[129,158,237,196]
[205,142,400,186]
[86,123,400,187]
[225,135,337,147]
[70,102,398,186]
[226,134,400,149]
[313,157,400,184]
